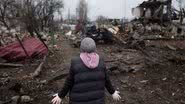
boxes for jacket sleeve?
[104,64,115,95]
[58,60,74,98]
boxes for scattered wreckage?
[0,26,62,79]
[1,0,185,103]
[61,0,185,81]
[65,25,114,47]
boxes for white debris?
[162,78,167,81]
[1,26,7,31]
[65,31,77,41]
[140,80,149,83]
[65,31,72,36]
[5,30,10,34]
[108,28,117,34]
[21,95,33,103]
[132,7,144,18]
[10,29,16,34]
[171,36,175,39]
[108,26,119,35]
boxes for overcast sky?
[61,0,180,20]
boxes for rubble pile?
[105,49,145,73]
[40,32,60,46]
[0,27,61,63]
[0,27,23,46]
[103,0,185,49]
[64,26,114,47]
[64,31,82,47]
[107,20,185,50]
[0,27,60,47]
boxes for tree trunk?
[167,0,172,22]
[0,19,10,29]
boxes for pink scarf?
[80,52,99,69]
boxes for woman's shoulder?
[71,56,81,63]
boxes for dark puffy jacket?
[58,56,115,104]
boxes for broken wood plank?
[31,56,47,78]
[166,43,177,51]
[0,63,23,67]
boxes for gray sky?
[62,0,180,20]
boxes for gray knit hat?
[80,38,96,53]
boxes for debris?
[145,40,185,50]
[0,78,10,85]
[11,96,20,103]
[9,82,23,93]
[140,80,148,84]
[108,26,119,35]
[172,93,175,96]
[0,58,6,63]
[162,78,167,81]
[47,69,69,83]
[85,26,113,43]
[180,100,185,104]
[132,32,140,40]
[46,63,70,82]
[0,37,48,61]
[65,31,77,41]
[40,80,47,84]
[0,63,23,67]
[21,95,33,103]
[31,55,47,78]
[105,49,145,73]
[166,44,176,50]
[132,7,144,18]
[11,95,33,103]
[145,8,152,19]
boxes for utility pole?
[68,8,71,24]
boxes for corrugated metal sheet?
[0,37,48,61]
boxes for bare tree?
[36,0,63,31]
[77,0,88,24]
[0,0,18,29]
[0,0,63,35]
[18,0,63,35]
[96,15,108,25]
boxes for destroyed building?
[132,0,175,22]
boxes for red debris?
[0,37,48,61]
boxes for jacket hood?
[80,52,99,69]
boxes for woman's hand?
[51,94,62,104]
[112,91,121,101]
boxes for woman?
[52,38,121,104]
